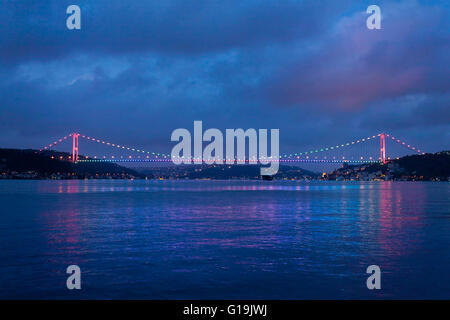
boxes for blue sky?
[0,0,449,155]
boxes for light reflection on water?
[0,180,449,299]
[16,180,380,194]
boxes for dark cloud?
[359,94,450,131]
[263,1,450,110]
[0,0,448,155]
[0,0,351,64]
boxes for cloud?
[359,94,450,130]
[0,0,448,154]
[0,0,349,65]
[263,0,450,110]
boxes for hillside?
[1,148,319,180]
[137,164,320,180]
[326,151,450,181]
[2,148,449,181]
[0,148,141,179]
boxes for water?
[0,180,449,299]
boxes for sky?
[0,0,449,158]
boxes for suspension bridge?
[38,132,425,166]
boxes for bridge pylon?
[380,133,386,164]
[72,133,80,162]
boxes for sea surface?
[0,180,449,299]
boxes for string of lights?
[38,132,425,162]
[385,133,425,154]
[80,134,170,158]
[39,134,72,152]
[78,132,384,160]
[283,134,381,159]
[76,158,379,164]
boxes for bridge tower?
[380,133,386,164]
[72,133,79,162]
